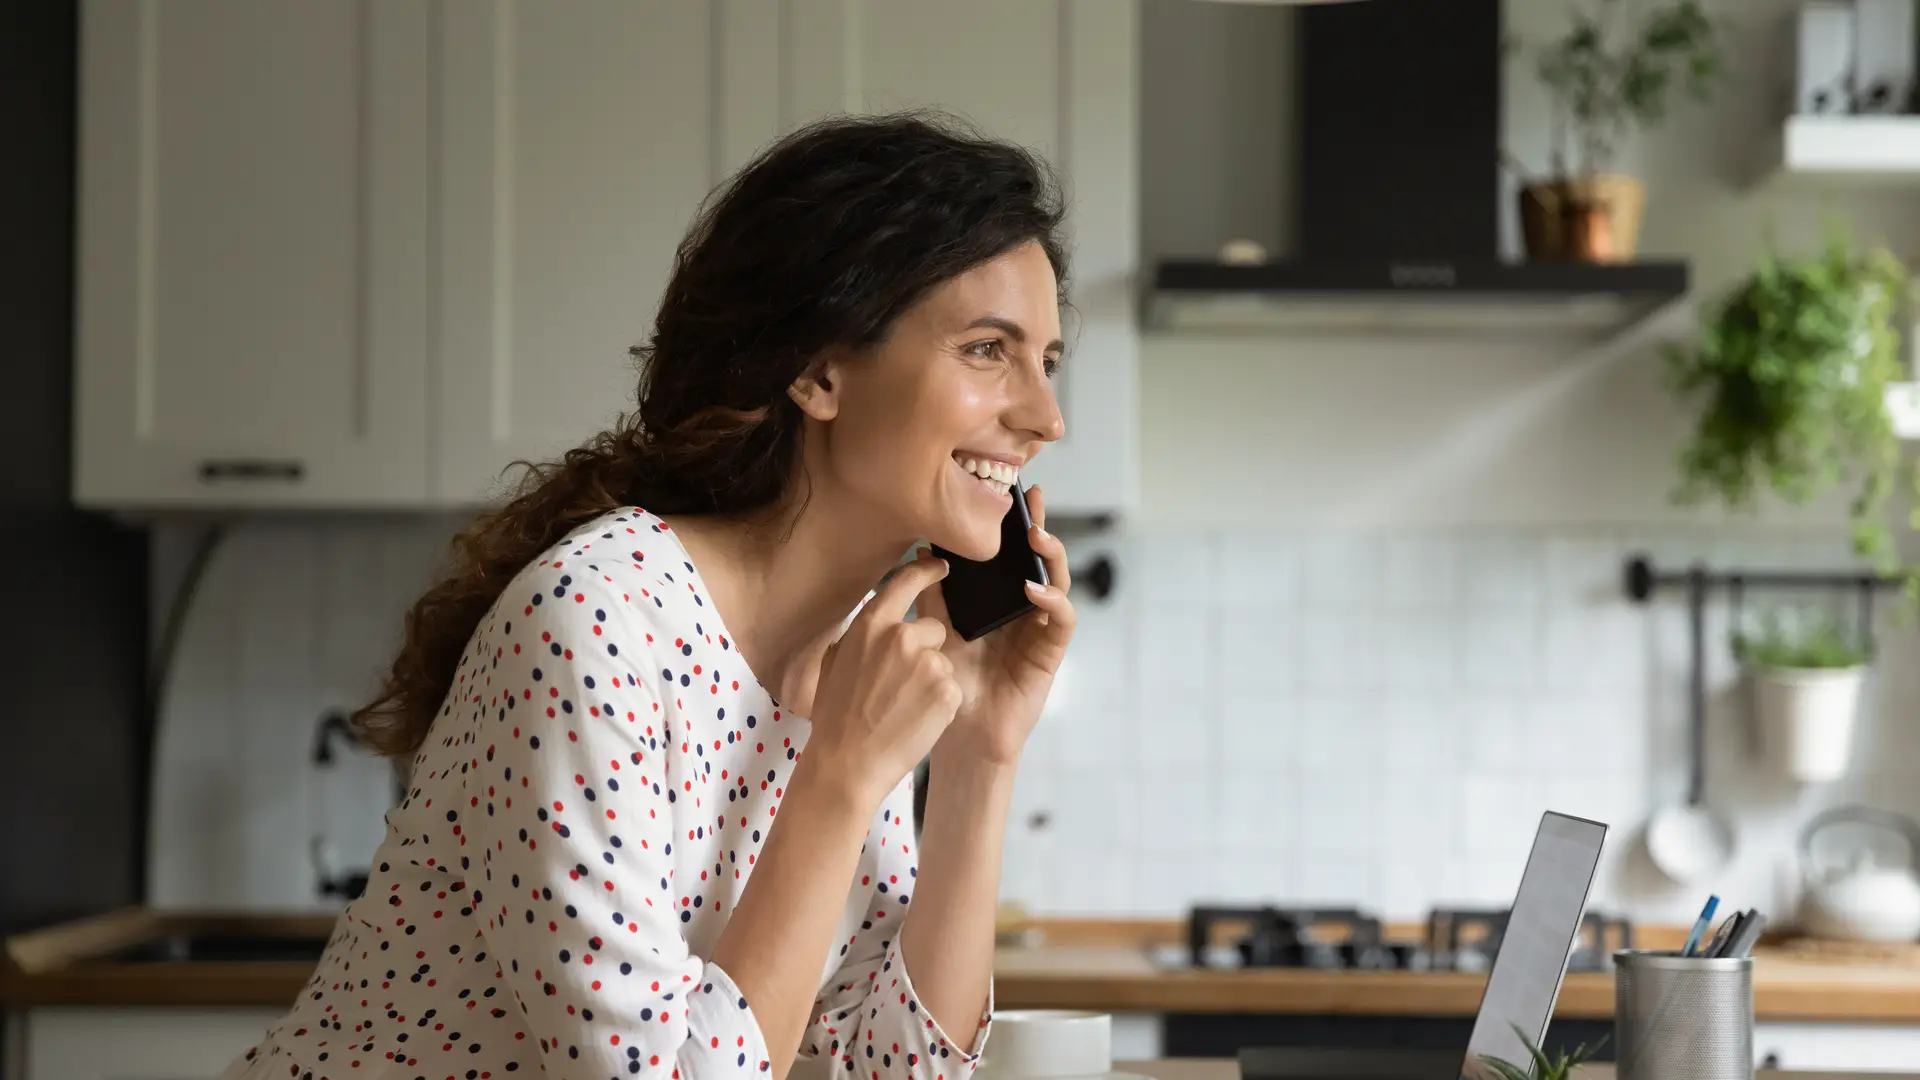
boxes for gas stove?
[1183,905,1634,973]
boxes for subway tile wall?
[150,518,1920,927]
[1019,527,1920,926]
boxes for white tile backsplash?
[1216,531,1298,612]
[150,516,1920,926]
[1457,614,1542,691]
[1217,612,1295,694]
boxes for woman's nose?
[1011,374,1065,443]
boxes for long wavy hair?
[352,110,1069,758]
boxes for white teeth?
[956,456,1018,483]
[955,455,1015,495]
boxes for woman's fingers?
[1028,526,1071,599]
[1023,577,1078,638]
[911,552,955,630]
[901,615,950,653]
[1022,491,1074,643]
[863,549,948,629]
[1025,484,1047,533]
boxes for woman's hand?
[915,484,1077,767]
[805,552,965,806]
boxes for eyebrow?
[963,315,1064,354]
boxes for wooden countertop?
[1114,1062,1920,1080]
[0,908,340,1008]
[992,943,1920,1022]
[8,910,1920,1024]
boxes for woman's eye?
[965,339,1000,359]
[1043,356,1060,378]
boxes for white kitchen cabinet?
[75,0,433,509]
[781,0,1141,520]
[1754,1020,1920,1071]
[434,0,1138,516]
[431,1,785,505]
[15,1006,282,1080]
[77,1,1139,518]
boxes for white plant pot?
[1752,665,1867,783]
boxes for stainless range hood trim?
[1143,259,1692,342]
[1145,289,1686,340]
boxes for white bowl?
[978,1009,1112,1079]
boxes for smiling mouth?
[953,453,1017,497]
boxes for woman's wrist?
[930,723,1029,772]
[788,747,889,822]
[925,745,1020,790]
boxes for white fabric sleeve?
[464,571,773,1079]
[797,770,993,1079]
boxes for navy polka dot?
[221,508,986,1080]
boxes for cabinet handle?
[198,459,306,483]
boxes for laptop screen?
[1459,812,1607,1080]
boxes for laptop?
[1238,811,1609,1080]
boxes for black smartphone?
[930,483,1049,642]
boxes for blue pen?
[1681,895,1720,956]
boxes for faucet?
[311,708,359,765]
[311,708,407,806]
[309,708,409,903]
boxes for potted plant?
[1734,610,1872,783]
[1664,230,1918,583]
[1511,0,1722,261]
[1476,1024,1607,1080]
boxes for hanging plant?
[1664,229,1918,593]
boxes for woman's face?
[803,240,1065,560]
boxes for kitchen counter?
[992,943,1920,1022]
[1115,1062,1920,1080]
[10,911,1920,1024]
[1,908,340,1007]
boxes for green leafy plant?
[1733,609,1872,670]
[1665,229,1918,586]
[1478,1024,1608,1080]
[1528,0,1722,178]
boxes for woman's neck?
[662,487,912,715]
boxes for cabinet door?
[433,2,780,505]
[74,0,432,509]
[783,0,1140,519]
[1754,1021,1920,1070]
[22,1006,285,1080]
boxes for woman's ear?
[787,358,842,421]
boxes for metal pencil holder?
[1613,949,1754,1080]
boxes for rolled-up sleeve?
[798,774,992,1079]
[466,574,772,1078]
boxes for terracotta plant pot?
[1518,174,1644,262]
[1562,200,1616,262]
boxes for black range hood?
[1148,0,1689,339]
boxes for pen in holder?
[1613,950,1755,1080]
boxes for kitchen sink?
[88,931,331,965]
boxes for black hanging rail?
[1623,555,1905,603]
[1621,554,1905,811]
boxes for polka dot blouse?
[221,507,993,1080]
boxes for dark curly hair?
[353,110,1070,757]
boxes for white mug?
[977,1009,1112,1079]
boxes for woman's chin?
[928,517,1003,563]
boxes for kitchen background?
[12,0,1920,1073]
[140,0,1920,929]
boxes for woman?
[222,111,1076,1080]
